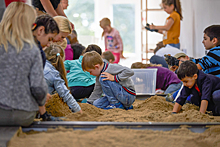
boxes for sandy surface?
[8,125,220,147]
[46,94,220,122]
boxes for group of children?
[1,0,220,127]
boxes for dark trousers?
[70,84,95,99]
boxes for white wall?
[180,0,220,58]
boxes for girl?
[44,44,82,113]
[131,62,182,94]
[0,2,48,126]
[100,17,124,64]
[32,14,59,68]
[149,0,183,49]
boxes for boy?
[192,25,220,78]
[102,51,115,64]
[173,61,220,115]
[82,51,136,110]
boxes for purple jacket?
[64,44,73,60]
[147,66,181,90]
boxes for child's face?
[181,74,197,89]
[202,33,216,50]
[39,33,56,48]
[86,65,101,76]
[101,26,111,33]
[162,3,174,14]
[53,32,70,42]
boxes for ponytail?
[44,44,68,88]
[162,0,183,20]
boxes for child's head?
[173,53,190,66]
[102,51,115,63]
[131,62,161,69]
[67,30,78,45]
[82,51,104,76]
[162,0,183,20]
[0,2,36,52]
[44,44,68,87]
[177,61,198,89]
[32,15,59,47]
[84,44,102,55]
[53,16,72,42]
[203,25,220,49]
[72,43,86,60]
[100,18,112,36]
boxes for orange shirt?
[163,11,180,45]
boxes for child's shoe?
[104,102,124,110]
[165,93,174,102]
[40,111,63,121]
[125,105,133,110]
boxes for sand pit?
[45,94,219,122]
[8,125,220,147]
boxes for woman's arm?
[40,0,58,17]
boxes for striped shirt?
[192,46,220,78]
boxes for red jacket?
[5,0,26,7]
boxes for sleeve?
[53,73,81,112]
[168,12,178,22]
[104,35,108,50]
[175,86,190,106]
[200,77,212,102]
[114,30,123,52]
[29,47,48,106]
[111,65,134,83]
[87,77,103,104]
[64,60,70,71]
[193,51,219,70]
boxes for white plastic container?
[131,69,157,95]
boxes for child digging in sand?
[82,51,135,110]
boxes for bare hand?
[149,23,155,30]
[170,65,178,72]
[101,72,115,81]
[78,110,83,114]
[45,93,52,104]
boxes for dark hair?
[162,0,183,20]
[154,41,165,54]
[204,25,220,46]
[177,61,198,80]
[71,43,86,60]
[32,15,59,34]
[102,51,115,62]
[84,44,102,55]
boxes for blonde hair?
[0,2,36,52]
[44,44,68,87]
[82,51,104,71]
[100,17,111,37]
[53,16,72,33]
[131,62,162,69]
[56,38,67,50]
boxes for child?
[100,17,124,64]
[44,44,82,113]
[131,62,182,94]
[149,0,183,49]
[173,61,220,116]
[102,51,115,64]
[82,51,136,110]
[0,2,48,126]
[192,25,220,78]
[64,45,98,100]
[32,14,59,68]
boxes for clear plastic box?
[131,68,157,95]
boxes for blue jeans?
[150,55,168,68]
[167,43,180,49]
[93,76,136,109]
[164,82,182,94]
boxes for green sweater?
[64,56,96,87]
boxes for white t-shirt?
[155,45,184,57]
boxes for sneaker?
[125,105,133,110]
[104,102,124,110]
[165,93,174,102]
[40,111,63,121]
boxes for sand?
[8,94,220,147]
[45,94,219,122]
[8,125,220,147]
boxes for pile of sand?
[8,125,220,147]
[45,94,219,122]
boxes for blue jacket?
[176,70,220,113]
[192,46,220,77]
[44,60,81,112]
[64,56,96,87]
